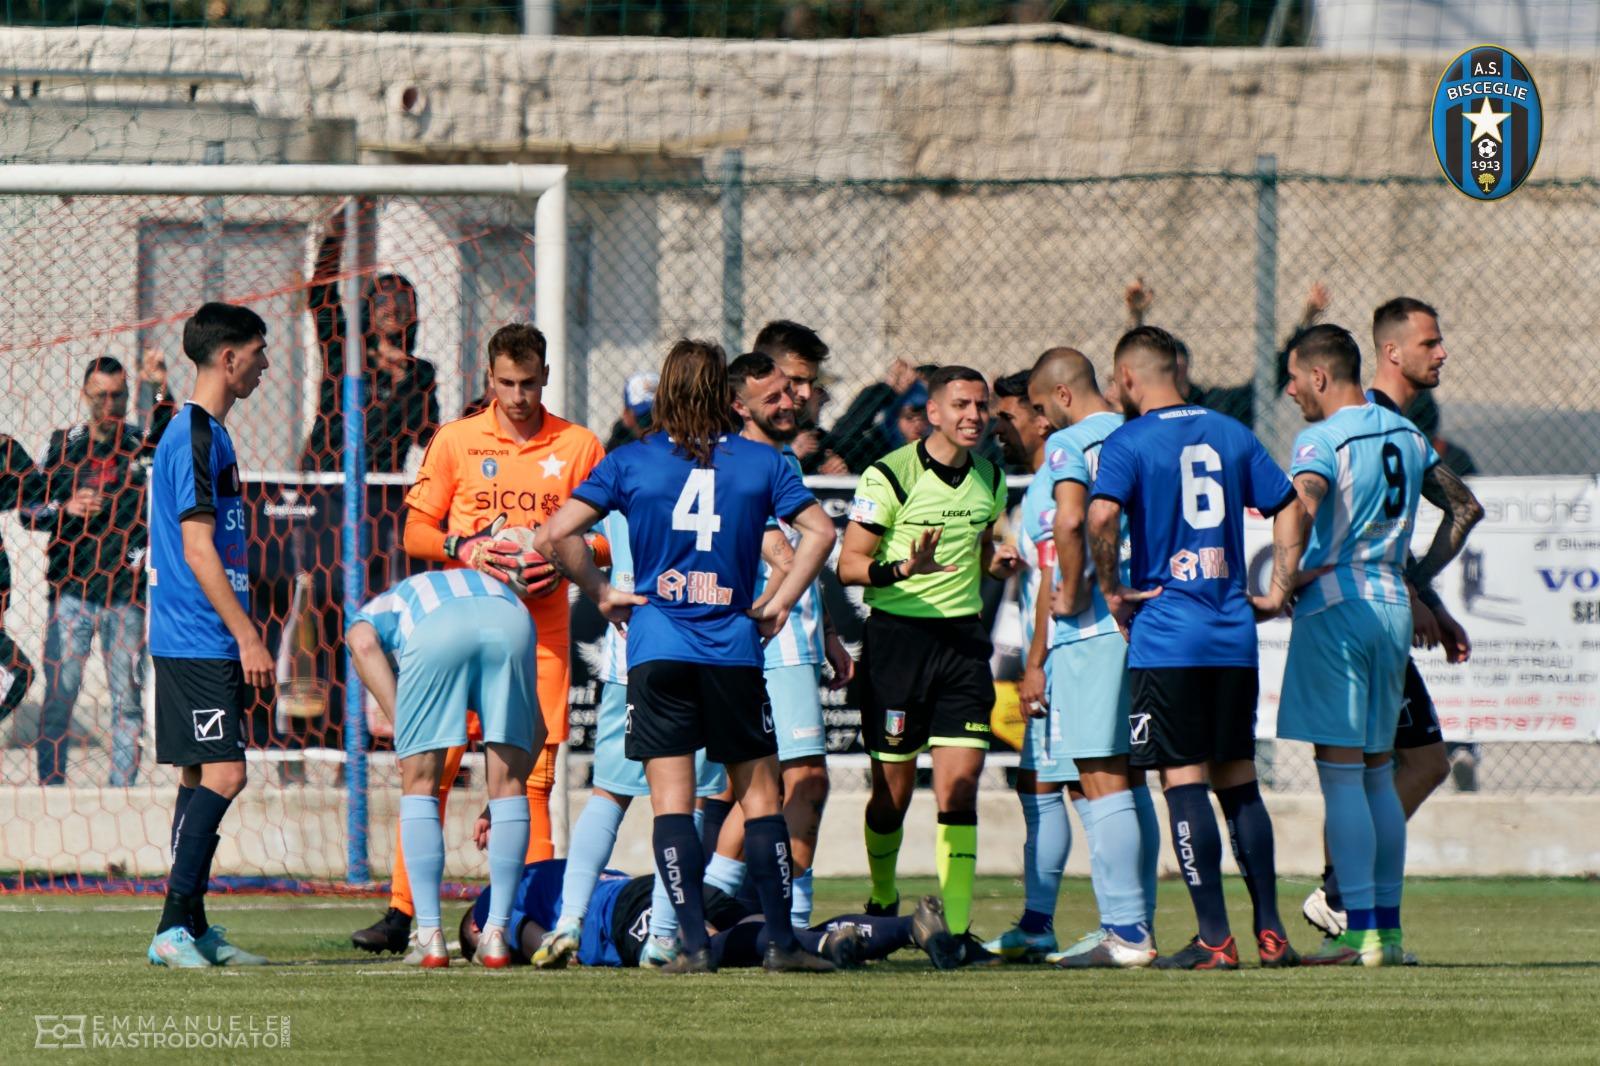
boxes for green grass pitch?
[5,876,1599,1064]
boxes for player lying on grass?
[457,859,963,971]
[347,567,545,969]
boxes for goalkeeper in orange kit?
[351,323,607,956]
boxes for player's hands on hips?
[750,596,795,641]
[823,631,855,691]
[472,807,491,851]
[1434,603,1472,664]
[598,583,647,630]
[987,542,1022,580]
[365,698,394,741]
[1411,596,1442,650]
[1018,664,1048,718]
[906,528,957,577]
[1105,583,1160,638]
[239,634,275,690]
[1249,590,1289,623]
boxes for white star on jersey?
[539,454,567,479]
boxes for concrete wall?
[4,783,1596,881]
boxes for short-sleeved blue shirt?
[571,433,816,668]
[148,403,248,660]
[1092,405,1294,668]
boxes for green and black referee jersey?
[847,440,1007,761]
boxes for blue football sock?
[744,814,799,953]
[399,795,445,930]
[1164,783,1231,946]
[652,813,707,953]
[171,784,195,858]
[558,795,625,923]
[1216,780,1286,938]
[791,867,815,929]
[700,798,733,866]
[1072,794,1111,927]
[1130,784,1161,928]
[485,796,530,929]
[1087,790,1147,930]
[1365,762,1407,925]
[650,808,704,941]
[811,914,915,960]
[159,786,233,934]
[1317,760,1376,923]
[705,852,747,897]
[1019,792,1070,923]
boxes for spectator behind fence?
[25,356,175,786]
[0,434,43,724]
[299,206,439,473]
[825,358,938,472]
[604,370,658,452]
[752,318,848,476]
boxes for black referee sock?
[159,787,232,935]
[745,814,799,954]
[652,813,709,954]
[700,798,733,868]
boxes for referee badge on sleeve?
[848,496,878,524]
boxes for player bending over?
[459,860,961,971]
[347,568,544,968]
[1087,326,1305,971]
[146,303,271,969]
[838,366,1019,967]
[1026,351,1163,969]
[537,339,838,974]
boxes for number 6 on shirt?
[673,468,722,550]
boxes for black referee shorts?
[855,610,994,761]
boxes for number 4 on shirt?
[672,469,722,550]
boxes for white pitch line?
[0,900,396,913]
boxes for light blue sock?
[1364,762,1407,919]
[649,809,704,940]
[399,795,444,929]
[486,796,531,929]
[1130,785,1161,928]
[705,852,747,897]
[1086,790,1147,934]
[1072,794,1110,926]
[1019,793,1070,919]
[791,868,815,929]
[558,795,626,923]
[1317,760,1376,916]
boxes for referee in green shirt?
[838,365,1018,964]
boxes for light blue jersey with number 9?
[571,433,817,668]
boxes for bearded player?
[352,323,606,955]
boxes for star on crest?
[1462,98,1509,143]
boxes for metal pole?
[342,196,372,884]
[523,0,555,35]
[201,142,224,301]
[534,175,568,416]
[721,150,745,357]
[1253,154,1287,460]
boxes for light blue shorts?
[1277,599,1411,753]
[767,663,828,762]
[394,597,539,759]
[1048,632,1132,763]
[592,680,726,797]
[1019,656,1074,782]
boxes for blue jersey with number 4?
[572,433,816,669]
[1291,403,1436,617]
[1092,405,1294,669]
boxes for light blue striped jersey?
[756,448,826,668]
[1043,411,1127,645]
[350,568,524,654]
[1291,402,1437,617]
[596,510,632,685]
[1016,466,1056,651]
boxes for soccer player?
[459,860,961,970]
[1275,324,1447,966]
[723,350,854,928]
[1086,326,1304,971]
[351,322,605,955]
[752,318,848,476]
[530,506,728,970]
[347,569,542,968]
[981,370,1083,962]
[838,365,1019,965]
[537,338,839,974]
[1301,298,1484,945]
[145,302,272,968]
[1025,350,1163,969]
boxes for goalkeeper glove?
[444,514,516,575]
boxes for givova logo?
[1432,45,1541,200]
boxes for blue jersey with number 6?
[1092,405,1295,669]
[572,433,816,668]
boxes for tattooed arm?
[1250,480,1310,621]
[1087,498,1160,635]
[1408,463,1485,590]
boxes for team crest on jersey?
[885,709,906,739]
[481,457,499,478]
[1431,45,1541,200]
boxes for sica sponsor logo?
[1431,45,1541,200]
